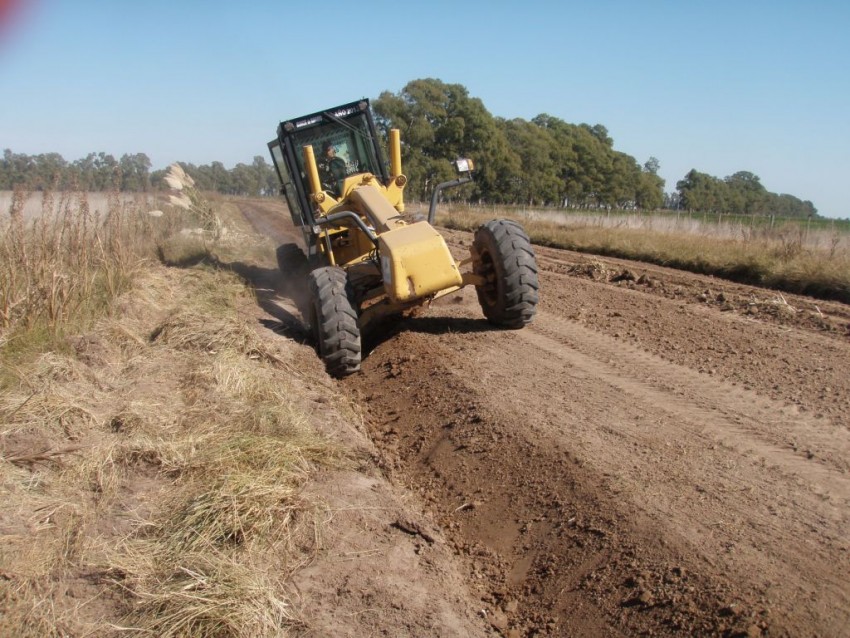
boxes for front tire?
[307,267,361,377]
[473,220,539,328]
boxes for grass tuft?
[151,309,267,356]
[165,472,302,551]
[114,549,300,638]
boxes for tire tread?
[307,266,361,376]
[473,219,539,328]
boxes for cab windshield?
[289,110,384,196]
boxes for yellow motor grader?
[268,100,538,376]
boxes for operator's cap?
[322,141,334,152]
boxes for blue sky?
[2,0,849,218]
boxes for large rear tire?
[307,266,361,377]
[473,219,539,328]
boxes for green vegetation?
[375,79,666,209]
[0,150,279,197]
[373,78,821,219]
[166,158,279,197]
[1,150,155,191]
[676,169,816,218]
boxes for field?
[0,191,159,222]
[439,204,850,304]
[2,193,849,636]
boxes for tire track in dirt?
[236,199,850,637]
[527,312,850,479]
[346,322,752,636]
[348,296,850,636]
[514,313,850,632]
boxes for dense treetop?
[675,169,816,218]
[374,79,665,210]
[0,78,817,218]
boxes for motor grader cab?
[268,99,539,377]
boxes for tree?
[677,169,722,211]
[674,168,817,217]
[636,171,665,210]
[378,85,659,209]
[252,155,277,196]
[375,78,520,202]
[643,156,661,175]
[119,153,151,191]
[531,114,608,206]
[634,157,664,210]
[208,161,231,193]
[582,123,612,147]
[1,149,35,188]
[501,118,560,205]
[725,171,766,215]
[602,151,641,208]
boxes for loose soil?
[236,198,850,638]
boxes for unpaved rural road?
[236,198,850,637]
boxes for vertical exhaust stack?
[303,144,325,204]
[389,129,402,178]
[388,128,406,213]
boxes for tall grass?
[439,205,850,304]
[109,297,337,637]
[0,189,176,357]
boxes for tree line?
[2,78,818,218]
[374,78,817,217]
[1,150,155,192]
[674,169,816,218]
[0,149,278,197]
[374,79,665,210]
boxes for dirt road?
[236,199,850,637]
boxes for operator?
[317,141,347,197]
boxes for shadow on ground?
[157,247,310,341]
[159,243,500,363]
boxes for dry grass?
[439,205,850,303]
[0,195,342,636]
[107,306,337,636]
[0,174,238,364]
[111,549,297,638]
[0,190,158,224]
[0,189,183,362]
